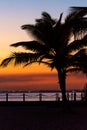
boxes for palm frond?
[21,24,44,41]
[0,52,30,67]
[65,35,87,53]
[1,52,46,67]
[0,57,14,67]
[67,66,87,74]
[24,58,55,70]
[54,13,63,30]
[66,67,82,73]
[68,49,87,71]
[38,53,55,62]
[68,48,87,63]
[35,12,56,25]
[21,13,56,48]
[41,12,52,21]
[74,48,87,57]
[70,7,87,17]
[21,23,54,47]
[41,12,56,25]
[10,41,50,53]
[65,7,87,39]
[21,24,35,30]
[65,48,87,70]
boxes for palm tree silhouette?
[1,7,87,102]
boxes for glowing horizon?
[0,73,86,91]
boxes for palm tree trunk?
[57,68,67,102]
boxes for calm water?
[0,91,84,101]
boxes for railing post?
[56,93,59,101]
[74,91,76,101]
[23,93,25,102]
[81,92,84,101]
[39,93,42,101]
[6,93,8,102]
[67,92,69,101]
[71,91,73,101]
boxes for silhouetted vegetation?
[1,7,87,102]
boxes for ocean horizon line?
[0,89,85,93]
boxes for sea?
[0,91,85,101]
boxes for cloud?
[0,73,57,82]
[0,73,58,91]
[0,73,86,91]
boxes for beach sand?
[0,101,87,130]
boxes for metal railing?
[0,91,86,102]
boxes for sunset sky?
[0,0,87,91]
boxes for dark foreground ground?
[0,101,87,130]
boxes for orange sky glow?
[0,0,87,91]
[0,68,86,91]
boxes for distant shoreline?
[0,89,84,93]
